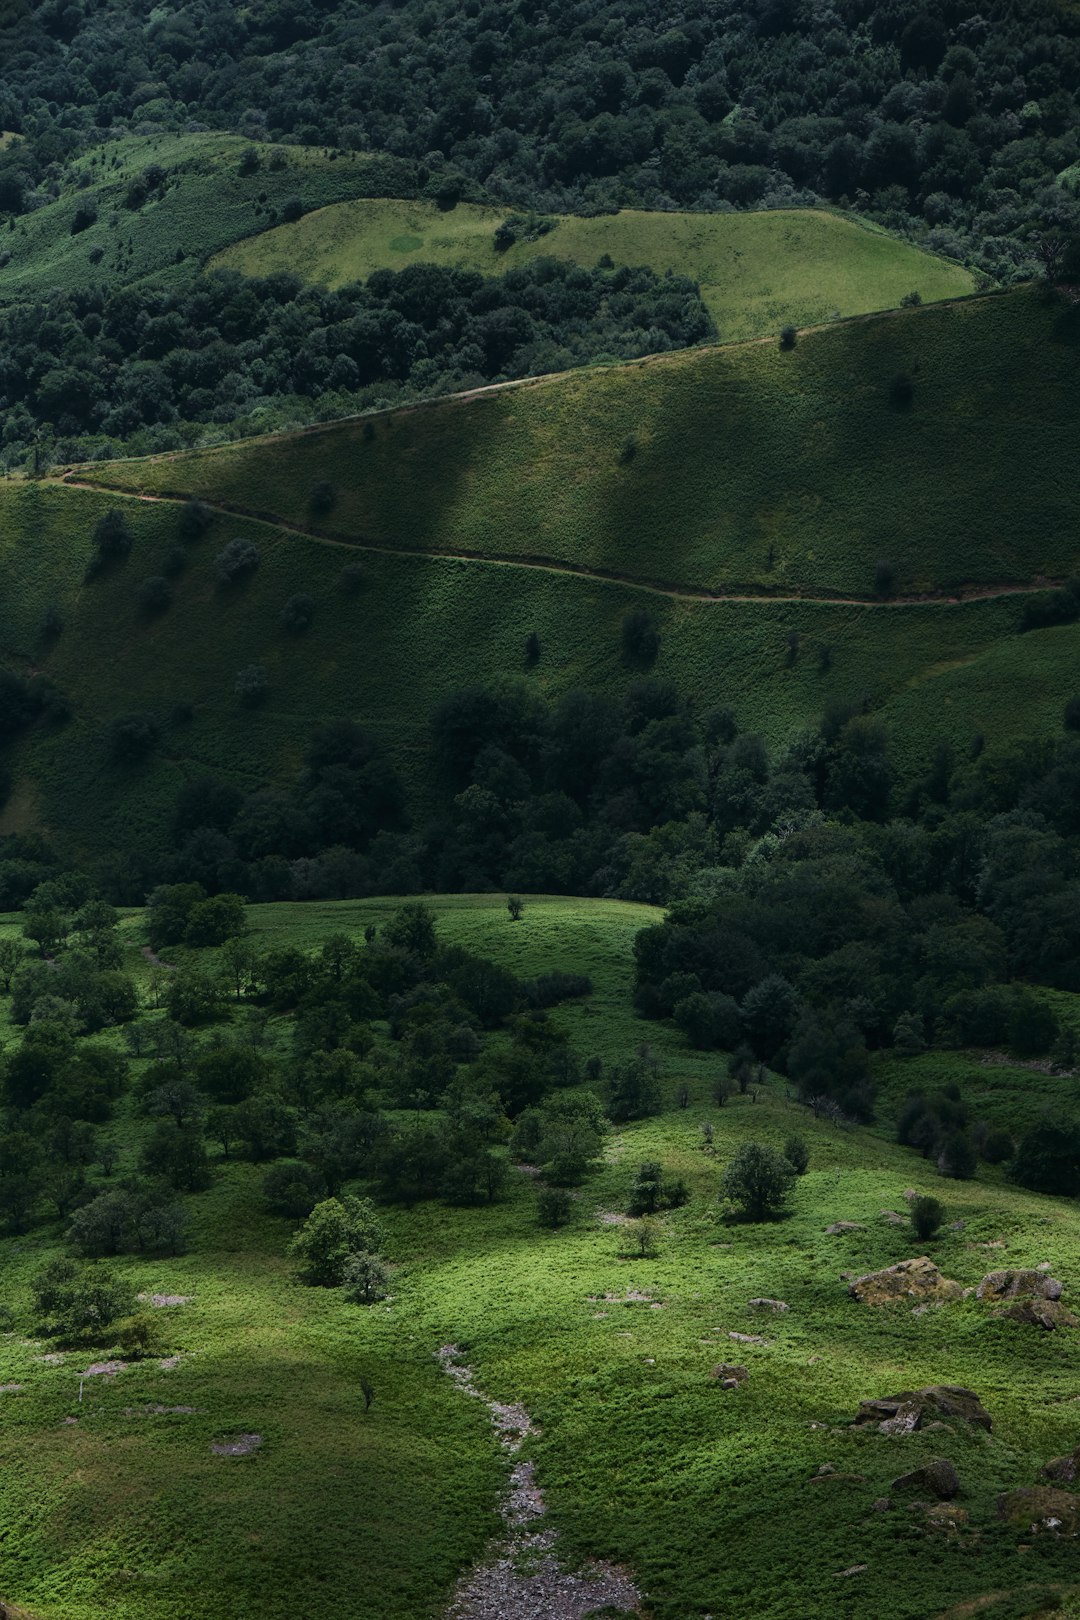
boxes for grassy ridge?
[0,134,426,304]
[210,198,975,342]
[2,477,1078,861]
[3,896,1080,1620]
[82,286,1080,599]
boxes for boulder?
[890,1458,960,1499]
[976,1268,1063,1302]
[848,1257,963,1306]
[825,1221,866,1234]
[997,1486,1080,1534]
[748,1297,788,1312]
[1042,1445,1080,1484]
[853,1386,992,1434]
[710,1363,747,1391]
[1003,1299,1077,1331]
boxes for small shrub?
[309,480,337,515]
[280,593,315,633]
[779,324,797,350]
[874,559,897,598]
[937,1131,977,1180]
[720,1142,795,1221]
[910,1193,945,1240]
[538,1187,573,1228]
[621,608,660,667]
[899,290,923,307]
[179,498,213,541]
[238,146,261,174]
[215,537,260,582]
[105,711,160,763]
[524,630,541,666]
[342,1251,389,1304]
[71,202,97,234]
[889,372,914,409]
[627,1217,659,1258]
[93,509,132,563]
[619,433,638,464]
[235,664,269,707]
[338,562,367,594]
[281,195,304,222]
[783,1135,809,1176]
[112,1313,165,1358]
[981,1129,1014,1165]
[138,575,173,614]
[507,895,524,922]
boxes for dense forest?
[0,259,712,462]
[3,0,1080,281]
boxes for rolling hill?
[210,198,977,343]
[0,284,1075,865]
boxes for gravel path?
[437,1345,641,1620]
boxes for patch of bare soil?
[137,1294,191,1308]
[0,1383,23,1393]
[438,1345,642,1619]
[211,1433,263,1457]
[157,1356,181,1370]
[80,1360,127,1377]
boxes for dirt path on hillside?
[436,1344,641,1620]
[52,476,1061,611]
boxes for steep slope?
[80,287,1080,600]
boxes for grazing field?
[2,895,1080,1620]
[210,198,976,342]
[2,473,1078,864]
[0,133,424,304]
[82,285,1080,600]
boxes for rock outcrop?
[1042,1445,1080,1483]
[976,1268,1063,1302]
[997,1486,1080,1534]
[848,1257,963,1306]
[710,1363,748,1391]
[890,1459,960,1499]
[853,1386,992,1434]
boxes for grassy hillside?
[81,286,1080,601]
[2,473,1078,864]
[3,895,1080,1620]
[0,134,429,304]
[210,199,976,343]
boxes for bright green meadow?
[210,198,975,342]
[2,895,1079,1620]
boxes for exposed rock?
[1002,1299,1078,1331]
[890,1459,960,1499]
[710,1363,748,1390]
[853,1386,992,1434]
[834,1564,867,1578]
[728,1332,768,1345]
[211,1432,263,1457]
[998,1486,1080,1534]
[1042,1445,1080,1484]
[809,1471,866,1485]
[826,1221,866,1234]
[925,1504,969,1532]
[976,1269,1063,1302]
[849,1257,963,1306]
[879,1210,907,1226]
[871,1497,892,1512]
[748,1298,788,1312]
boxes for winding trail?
[53,475,1063,611]
[436,1345,641,1620]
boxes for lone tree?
[507,895,525,922]
[910,1194,945,1241]
[92,509,133,564]
[719,1142,795,1221]
[215,537,261,582]
[779,324,797,350]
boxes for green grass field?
[81,285,1080,601]
[210,198,975,342]
[3,895,1080,1620]
[0,134,424,304]
[2,471,1079,863]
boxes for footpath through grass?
[83,285,1080,601]
[3,896,1080,1620]
[210,198,975,342]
